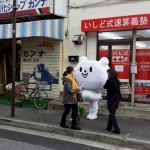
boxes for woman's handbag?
[77,92,84,102]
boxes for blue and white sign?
[0,0,53,18]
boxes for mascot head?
[74,56,109,90]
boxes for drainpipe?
[131,29,137,107]
[85,32,87,57]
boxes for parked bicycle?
[6,73,49,109]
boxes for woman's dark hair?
[63,66,74,76]
[107,68,118,79]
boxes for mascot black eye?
[89,67,92,72]
[80,67,82,72]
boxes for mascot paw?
[87,114,90,119]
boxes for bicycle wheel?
[15,84,26,102]
[34,90,48,109]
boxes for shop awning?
[0,19,63,40]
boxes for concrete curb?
[48,101,150,121]
[0,117,149,150]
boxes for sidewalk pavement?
[0,103,150,150]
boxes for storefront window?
[98,30,132,40]
[99,45,130,83]
[99,44,131,102]
[98,29,150,104]
[111,45,130,83]
[98,30,132,102]
[99,45,108,58]
[135,32,150,103]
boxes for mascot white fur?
[74,56,109,120]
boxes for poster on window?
[112,49,130,80]
[99,49,130,80]
[135,49,150,95]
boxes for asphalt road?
[0,128,106,150]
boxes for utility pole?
[131,29,137,107]
[11,0,16,117]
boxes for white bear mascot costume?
[74,56,109,120]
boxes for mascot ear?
[99,57,109,67]
[79,56,88,63]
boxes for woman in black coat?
[103,68,121,134]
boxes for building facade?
[63,0,150,106]
[0,0,66,98]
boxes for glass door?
[98,43,132,102]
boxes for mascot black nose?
[84,70,86,73]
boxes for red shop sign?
[81,14,150,32]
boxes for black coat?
[103,77,121,111]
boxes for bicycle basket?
[36,81,48,88]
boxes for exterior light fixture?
[72,35,84,45]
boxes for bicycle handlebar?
[27,71,39,81]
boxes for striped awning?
[0,19,63,40]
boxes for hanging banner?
[135,49,150,95]
[82,13,150,32]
